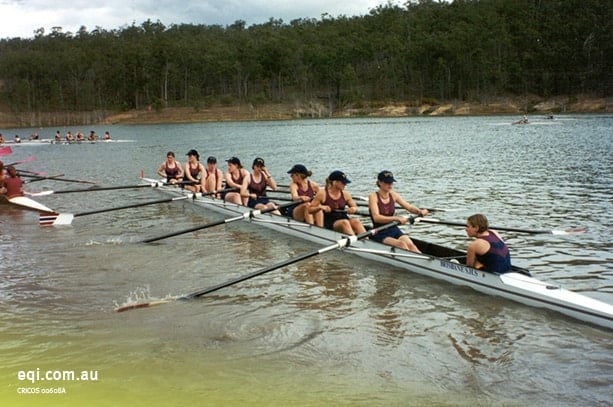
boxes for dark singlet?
[188,164,201,179]
[164,162,180,181]
[248,174,267,197]
[323,189,348,229]
[286,181,314,218]
[371,192,404,242]
[230,170,244,186]
[476,232,512,273]
[222,170,245,201]
[247,174,269,208]
[371,192,395,227]
[297,181,314,198]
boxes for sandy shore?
[1,95,610,128]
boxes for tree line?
[0,0,610,115]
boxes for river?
[1,115,611,406]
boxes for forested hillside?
[0,0,610,118]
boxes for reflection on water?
[1,115,611,406]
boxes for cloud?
[0,0,395,39]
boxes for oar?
[23,173,65,183]
[42,196,191,226]
[415,217,587,235]
[21,173,98,185]
[44,187,240,226]
[15,169,48,176]
[7,156,36,166]
[266,189,456,213]
[116,220,400,312]
[27,180,172,196]
[142,199,301,243]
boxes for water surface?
[1,115,611,406]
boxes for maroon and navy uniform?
[370,192,404,242]
[476,232,512,273]
[222,170,245,200]
[287,181,314,218]
[163,163,181,182]
[247,174,269,208]
[322,189,349,230]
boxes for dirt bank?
[1,95,610,128]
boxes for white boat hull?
[2,195,56,213]
[144,179,613,330]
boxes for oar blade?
[552,227,587,235]
[52,213,74,226]
[39,213,60,226]
[27,190,55,197]
[115,298,176,312]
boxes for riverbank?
[1,95,610,128]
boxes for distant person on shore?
[157,151,184,184]
[3,165,24,198]
[309,170,365,235]
[202,156,223,197]
[465,213,512,273]
[368,170,428,252]
[287,164,322,227]
[183,149,205,193]
[223,157,249,205]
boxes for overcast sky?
[0,0,400,39]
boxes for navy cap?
[207,156,217,164]
[186,149,199,159]
[252,157,265,167]
[287,164,308,175]
[377,170,396,183]
[329,170,351,184]
[226,156,241,166]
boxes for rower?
[246,157,279,214]
[287,164,323,227]
[309,170,365,235]
[223,157,249,205]
[3,165,24,198]
[201,156,223,197]
[157,151,184,185]
[368,170,428,252]
[183,149,205,193]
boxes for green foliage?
[0,0,609,114]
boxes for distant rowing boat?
[140,178,613,330]
[2,139,134,146]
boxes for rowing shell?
[141,178,613,330]
[1,195,56,213]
